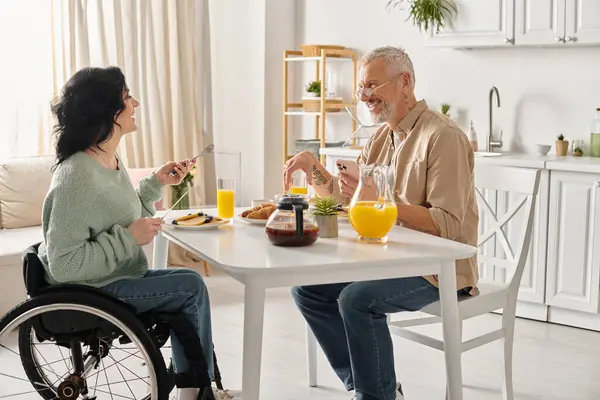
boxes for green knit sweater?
[38,152,165,287]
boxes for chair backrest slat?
[474,165,541,291]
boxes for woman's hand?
[156,159,194,185]
[127,217,164,245]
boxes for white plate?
[236,216,268,225]
[165,219,231,230]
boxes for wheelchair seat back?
[22,242,48,296]
[21,242,135,342]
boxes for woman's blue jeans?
[101,268,214,380]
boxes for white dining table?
[152,207,477,400]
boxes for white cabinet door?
[426,0,516,48]
[514,0,566,45]
[564,0,600,45]
[477,170,550,305]
[546,171,600,313]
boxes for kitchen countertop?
[546,157,600,174]
[319,147,600,174]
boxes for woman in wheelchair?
[0,66,234,400]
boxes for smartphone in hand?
[335,159,360,180]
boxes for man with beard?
[282,46,478,400]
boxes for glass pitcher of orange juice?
[348,164,397,244]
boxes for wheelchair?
[0,243,224,400]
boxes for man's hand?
[283,151,320,191]
[339,170,359,199]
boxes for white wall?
[209,0,266,206]
[209,0,296,204]
[296,0,600,154]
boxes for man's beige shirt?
[356,100,479,295]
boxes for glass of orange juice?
[289,173,308,195]
[217,177,235,219]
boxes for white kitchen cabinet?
[426,0,516,48]
[564,0,600,45]
[514,0,565,45]
[546,170,600,313]
[425,0,600,47]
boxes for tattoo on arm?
[312,165,329,186]
[327,179,334,194]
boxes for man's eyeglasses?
[355,80,391,99]
[354,72,407,99]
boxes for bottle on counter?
[590,108,600,157]
[468,120,479,152]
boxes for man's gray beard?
[372,101,395,124]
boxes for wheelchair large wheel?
[0,291,172,400]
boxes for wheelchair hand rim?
[0,302,159,400]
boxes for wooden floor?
[3,269,600,399]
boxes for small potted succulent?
[441,102,451,118]
[555,134,569,156]
[312,196,339,238]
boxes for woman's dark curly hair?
[51,66,130,168]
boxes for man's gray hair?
[360,46,415,88]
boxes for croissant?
[247,205,276,220]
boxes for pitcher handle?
[294,203,304,238]
[373,166,385,203]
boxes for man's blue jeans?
[101,268,214,380]
[291,277,440,400]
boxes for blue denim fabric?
[292,277,441,400]
[101,268,214,380]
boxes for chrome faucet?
[488,86,503,153]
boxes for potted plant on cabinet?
[387,0,458,34]
[313,196,339,238]
[556,134,569,156]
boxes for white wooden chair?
[305,165,541,399]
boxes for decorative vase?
[171,184,190,210]
[315,214,338,238]
[555,140,569,156]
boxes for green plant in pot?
[441,102,451,117]
[305,80,321,98]
[171,165,196,210]
[312,196,339,238]
[555,134,569,156]
[387,0,458,34]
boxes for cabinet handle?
[595,180,600,188]
[565,36,573,42]
[504,38,513,44]
[555,37,564,43]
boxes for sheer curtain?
[0,1,55,158]
[0,0,214,269]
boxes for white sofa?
[0,155,161,316]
